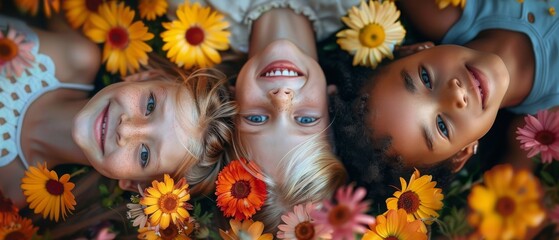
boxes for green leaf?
[541,170,556,186]
[99,184,109,195]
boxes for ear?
[327,84,338,96]
[450,140,479,173]
[395,41,435,58]
[118,179,145,193]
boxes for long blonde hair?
[249,135,348,233]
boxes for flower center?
[397,191,420,213]
[231,180,250,199]
[359,23,385,48]
[5,231,26,240]
[45,179,64,196]
[294,221,315,240]
[107,27,129,49]
[159,224,179,239]
[0,38,18,63]
[85,0,102,12]
[328,205,351,226]
[159,193,179,213]
[495,196,515,217]
[535,130,555,145]
[185,26,205,46]
[385,236,399,240]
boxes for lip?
[259,60,305,78]
[466,65,488,110]
[94,103,110,155]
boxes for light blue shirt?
[442,0,559,114]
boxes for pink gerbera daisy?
[311,185,376,240]
[549,205,559,224]
[516,110,559,163]
[0,26,35,78]
[277,202,327,240]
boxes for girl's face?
[365,45,510,166]
[235,40,329,172]
[73,80,198,180]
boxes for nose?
[116,114,149,146]
[444,78,467,109]
[269,88,294,111]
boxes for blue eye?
[145,93,156,116]
[420,67,432,89]
[436,115,449,138]
[140,144,150,168]
[296,116,317,125]
[245,115,268,124]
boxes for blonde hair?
[248,135,348,233]
[141,56,237,196]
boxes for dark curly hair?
[320,47,453,212]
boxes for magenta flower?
[0,26,35,78]
[549,205,559,224]
[516,110,559,163]
[311,185,376,240]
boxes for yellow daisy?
[63,0,108,29]
[140,174,191,230]
[219,219,273,240]
[15,0,60,17]
[386,169,444,225]
[467,164,545,240]
[336,0,406,68]
[0,216,38,239]
[138,0,168,21]
[20,162,76,222]
[85,1,154,76]
[160,1,230,69]
[435,0,466,10]
[362,209,427,240]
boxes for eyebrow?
[401,70,417,93]
[421,124,434,152]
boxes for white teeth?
[264,68,300,77]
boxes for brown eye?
[145,93,156,116]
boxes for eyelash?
[145,93,156,116]
[245,115,268,124]
[296,116,318,125]
[420,67,432,89]
[437,115,449,138]
[140,144,149,168]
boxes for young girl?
[327,0,558,197]
[167,0,354,232]
[0,14,236,207]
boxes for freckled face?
[235,40,329,173]
[73,80,198,180]
[365,45,509,166]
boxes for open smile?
[259,60,304,78]
[466,65,488,110]
[95,103,110,154]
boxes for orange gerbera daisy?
[138,0,168,21]
[0,216,38,239]
[215,159,267,221]
[85,1,154,76]
[15,0,60,17]
[138,222,193,240]
[0,26,36,78]
[63,0,107,29]
[467,164,545,239]
[386,169,444,224]
[0,191,19,225]
[141,174,191,230]
[219,219,273,240]
[161,1,230,69]
[21,162,76,222]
